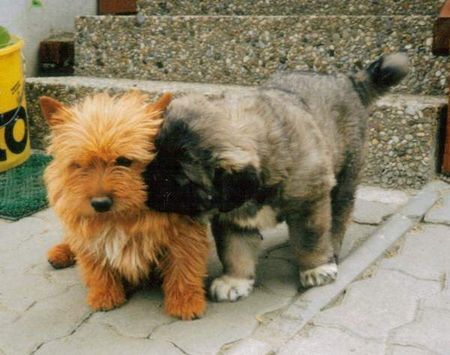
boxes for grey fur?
[144,53,409,298]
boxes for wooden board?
[434,1,450,173]
[38,34,74,76]
[441,95,450,174]
[433,0,450,55]
[98,0,137,15]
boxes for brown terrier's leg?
[77,253,126,311]
[47,242,76,269]
[162,218,209,320]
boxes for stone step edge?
[26,76,251,96]
[136,0,444,16]
[223,180,447,354]
[78,14,436,19]
[26,76,447,106]
[25,75,447,192]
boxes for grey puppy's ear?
[213,166,261,213]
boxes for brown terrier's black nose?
[90,197,113,212]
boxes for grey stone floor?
[3,184,443,355]
[279,182,450,355]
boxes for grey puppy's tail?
[350,53,409,106]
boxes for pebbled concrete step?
[75,15,448,96]
[26,76,447,190]
[137,0,445,16]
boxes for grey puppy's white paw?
[299,263,338,288]
[210,275,255,302]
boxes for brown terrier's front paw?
[165,290,206,320]
[47,243,76,269]
[87,287,126,311]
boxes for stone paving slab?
[424,188,450,225]
[356,186,410,205]
[36,321,185,355]
[244,213,416,351]
[266,222,378,263]
[220,338,272,355]
[352,200,403,225]
[421,277,450,311]
[389,344,433,355]
[273,182,450,354]
[353,185,409,225]
[0,185,412,355]
[0,284,91,355]
[312,269,440,339]
[278,325,384,355]
[150,289,292,355]
[400,181,446,219]
[339,223,378,260]
[379,224,450,280]
[390,308,450,355]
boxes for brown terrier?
[41,92,209,320]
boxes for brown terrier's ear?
[39,96,67,126]
[149,92,172,116]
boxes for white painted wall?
[0,0,96,76]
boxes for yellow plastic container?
[0,37,30,172]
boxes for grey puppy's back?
[256,53,410,177]
[263,53,409,108]
[144,53,409,214]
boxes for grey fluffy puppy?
[143,53,409,302]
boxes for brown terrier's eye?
[115,156,132,167]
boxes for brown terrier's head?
[40,92,171,219]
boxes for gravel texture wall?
[75,15,448,96]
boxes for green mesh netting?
[0,153,52,220]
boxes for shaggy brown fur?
[42,92,209,320]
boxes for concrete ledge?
[26,76,249,151]
[26,76,447,190]
[400,180,446,218]
[365,95,447,189]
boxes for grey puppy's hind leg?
[209,216,262,302]
[330,163,361,261]
[285,195,337,288]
